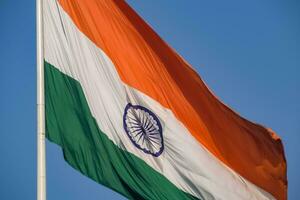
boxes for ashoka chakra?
[123,103,164,157]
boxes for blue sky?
[0,0,299,199]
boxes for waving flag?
[43,0,287,199]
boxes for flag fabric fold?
[43,0,287,199]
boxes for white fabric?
[43,1,275,199]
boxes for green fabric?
[45,61,199,200]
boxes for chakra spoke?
[131,129,143,135]
[127,125,142,129]
[127,117,140,124]
[146,126,157,133]
[148,130,159,135]
[148,134,160,140]
[148,138,160,145]
[144,117,152,130]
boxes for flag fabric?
[43,0,287,199]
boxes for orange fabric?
[57,0,287,199]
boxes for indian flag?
[43,0,287,199]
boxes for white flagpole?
[36,0,46,199]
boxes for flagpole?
[37,0,46,199]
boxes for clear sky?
[0,0,299,199]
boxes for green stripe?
[45,61,199,200]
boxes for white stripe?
[43,1,275,199]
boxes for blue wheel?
[123,103,164,157]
